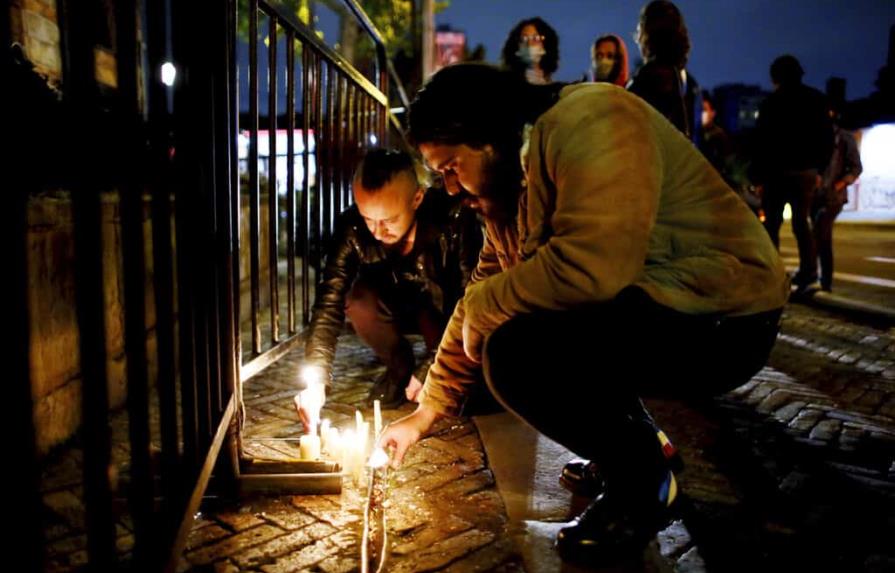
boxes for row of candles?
[298,398,384,483]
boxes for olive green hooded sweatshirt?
[420,83,788,416]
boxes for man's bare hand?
[405,375,424,402]
[378,405,440,468]
[294,379,325,430]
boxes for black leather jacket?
[304,191,483,381]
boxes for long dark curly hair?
[638,0,690,68]
[500,17,560,77]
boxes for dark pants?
[762,169,819,283]
[482,287,781,502]
[811,192,844,290]
[345,275,445,385]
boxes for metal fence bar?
[267,13,280,345]
[317,62,330,250]
[145,0,182,523]
[326,68,339,242]
[62,0,118,566]
[114,0,155,564]
[312,52,324,275]
[301,43,312,324]
[286,29,297,335]
[248,0,262,355]
[346,81,357,207]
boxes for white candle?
[341,429,355,475]
[373,400,382,438]
[327,427,341,460]
[299,434,321,460]
[355,421,370,485]
[320,419,331,450]
[361,422,371,457]
[355,410,364,436]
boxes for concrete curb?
[798,290,895,322]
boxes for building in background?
[435,24,466,71]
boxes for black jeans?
[811,192,844,290]
[762,169,819,282]
[345,275,445,385]
[482,287,781,492]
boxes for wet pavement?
[40,285,894,572]
[172,294,893,572]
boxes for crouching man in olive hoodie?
[380,64,788,566]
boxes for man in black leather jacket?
[299,148,482,411]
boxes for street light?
[161,62,177,87]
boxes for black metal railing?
[238,0,404,383]
[13,0,407,570]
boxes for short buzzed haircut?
[354,148,416,192]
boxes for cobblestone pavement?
[39,298,894,572]
[177,337,523,573]
[645,302,894,572]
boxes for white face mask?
[701,110,711,127]
[516,44,546,66]
[592,58,615,81]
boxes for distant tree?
[235,0,449,94]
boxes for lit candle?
[360,422,370,457]
[327,427,341,460]
[299,431,321,461]
[373,400,382,438]
[355,421,370,485]
[341,428,355,476]
[320,419,331,450]
[355,410,364,437]
[367,446,389,468]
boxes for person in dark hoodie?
[752,55,834,292]
[628,0,701,144]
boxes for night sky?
[435,0,894,99]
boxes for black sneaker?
[560,430,683,497]
[556,470,680,565]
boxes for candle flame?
[367,447,389,469]
[300,365,325,386]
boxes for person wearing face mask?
[590,34,629,87]
[501,17,560,86]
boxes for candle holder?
[238,441,343,495]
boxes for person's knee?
[482,320,514,400]
[345,279,383,322]
[347,277,374,302]
[481,315,540,408]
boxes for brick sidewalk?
[178,337,523,573]
[40,302,895,572]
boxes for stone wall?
[28,191,158,456]
[9,0,62,84]
[9,0,119,89]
